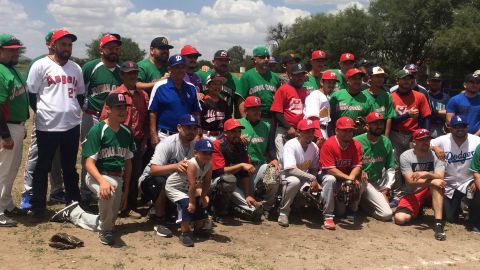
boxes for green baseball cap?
[45,31,55,43]
[253,46,269,57]
[396,69,414,79]
[0,34,24,49]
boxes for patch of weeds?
[113,261,125,270]
[230,265,245,270]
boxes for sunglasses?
[255,55,269,59]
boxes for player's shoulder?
[152,79,169,90]
[352,138,363,150]
[82,58,101,68]
[119,123,132,135]
[353,133,368,143]
[400,148,415,160]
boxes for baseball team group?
[1,28,480,248]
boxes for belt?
[7,121,24,125]
[159,128,177,135]
[101,171,123,177]
[203,130,222,136]
[84,109,100,117]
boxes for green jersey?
[239,117,270,165]
[303,73,321,92]
[0,64,29,122]
[330,89,374,122]
[354,133,396,183]
[363,89,397,119]
[195,69,210,85]
[329,69,347,91]
[238,68,280,118]
[82,59,121,113]
[82,121,136,172]
[470,144,480,173]
[198,69,240,111]
[137,58,167,83]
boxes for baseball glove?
[354,116,366,134]
[336,180,361,206]
[49,233,84,250]
[300,185,323,210]
[255,164,280,197]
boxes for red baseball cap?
[224,119,244,131]
[345,68,365,79]
[339,53,355,62]
[311,50,326,60]
[336,116,355,129]
[100,34,122,48]
[244,96,262,108]
[297,119,316,131]
[413,129,432,140]
[180,45,202,57]
[322,71,338,81]
[50,29,77,45]
[365,112,385,123]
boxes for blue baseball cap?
[449,115,468,127]
[168,54,185,68]
[195,139,214,152]
[178,114,199,126]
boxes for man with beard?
[446,73,480,136]
[0,34,29,226]
[427,72,449,138]
[237,46,280,119]
[180,45,203,95]
[354,113,395,221]
[303,50,327,92]
[27,30,85,217]
[278,53,301,85]
[137,37,173,94]
[328,52,355,91]
[430,115,480,232]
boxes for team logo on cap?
[207,141,212,147]
[162,37,168,44]
[254,97,260,104]
[345,54,351,59]
[375,112,380,118]
[190,115,195,121]
[307,120,312,125]
[118,94,125,101]
[220,50,227,57]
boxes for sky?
[0,0,370,60]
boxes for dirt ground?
[1,120,480,270]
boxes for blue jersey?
[149,78,201,132]
[446,92,480,134]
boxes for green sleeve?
[137,61,147,83]
[385,93,397,119]
[237,72,249,99]
[81,61,94,85]
[0,72,12,104]
[470,144,480,172]
[385,137,396,168]
[82,125,102,159]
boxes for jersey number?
[68,88,75,98]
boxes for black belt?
[159,128,177,135]
[7,121,23,124]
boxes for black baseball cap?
[428,71,442,81]
[120,61,139,73]
[280,53,301,64]
[106,93,130,107]
[150,37,174,49]
[214,50,230,60]
[291,63,306,75]
[464,73,480,83]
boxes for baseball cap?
[449,115,468,127]
[120,61,139,73]
[224,119,244,131]
[291,63,307,75]
[368,66,387,76]
[464,73,480,83]
[280,53,301,64]
[311,50,326,60]
[345,68,365,79]
[297,119,316,131]
[268,56,278,64]
[206,72,227,85]
[474,70,480,76]
[151,37,174,49]
[50,29,77,45]
[244,96,262,108]
[106,93,130,107]
[178,114,200,126]
[321,71,338,81]
[0,34,24,49]
[214,50,230,60]
[412,129,432,140]
[100,34,122,48]
[403,64,418,73]
[45,30,55,43]
[253,46,269,57]
[366,112,385,123]
[195,139,214,152]
[428,71,442,81]
[336,116,355,129]
[339,53,355,62]
[180,45,202,57]
[396,69,414,79]
[168,54,186,68]
[358,59,371,67]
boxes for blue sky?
[2,0,369,59]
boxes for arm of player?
[349,166,362,182]
[240,176,258,207]
[327,167,354,182]
[85,157,115,200]
[186,162,197,213]
[149,112,159,146]
[201,168,212,208]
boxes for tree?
[85,34,146,63]
[266,23,291,48]
[227,45,247,73]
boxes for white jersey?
[282,138,319,172]
[303,89,330,126]
[27,56,85,131]
[165,157,211,202]
[431,134,480,198]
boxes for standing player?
[328,52,355,91]
[278,53,301,85]
[51,93,135,246]
[393,129,446,241]
[136,37,173,94]
[0,34,29,226]
[363,66,396,136]
[303,50,327,92]
[180,45,203,95]
[200,73,230,140]
[27,29,85,216]
[427,72,449,138]
[354,113,395,221]
[237,46,280,119]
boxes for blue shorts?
[176,197,208,223]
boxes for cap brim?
[154,45,174,49]
[225,125,245,131]
[414,135,432,140]
[120,68,139,73]
[292,70,307,75]
[102,40,122,47]
[2,45,24,49]
[336,126,356,130]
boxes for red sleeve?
[212,140,225,170]
[417,92,432,117]
[99,104,108,121]
[320,138,336,169]
[270,85,286,113]
[352,140,363,167]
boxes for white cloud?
[336,1,366,11]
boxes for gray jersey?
[165,157,211,202]
[138,134,195,185]
[400,149,445,194]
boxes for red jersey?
[100,85,149,141]
[270,83,308,127]
[391,90,431,133]
[320,136,362,174]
